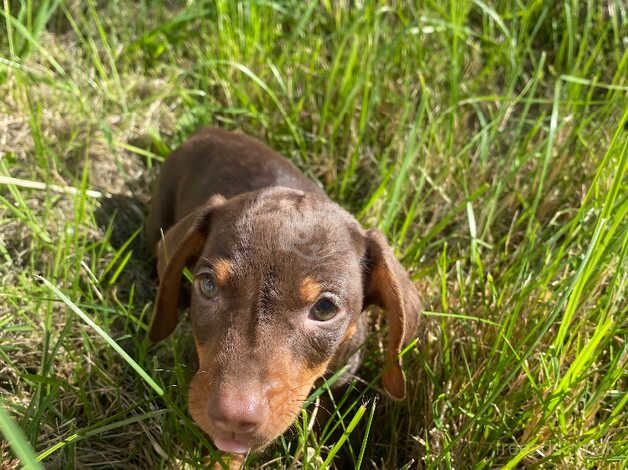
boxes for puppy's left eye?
[310,296,339,321]
[197,272,218,298]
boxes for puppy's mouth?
[210,430,256,454]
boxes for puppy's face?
[150,187,420,454]
[186,189,365,452]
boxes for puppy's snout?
[208,386,269,433]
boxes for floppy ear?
[363,228,421,400]
[150,195,226,342]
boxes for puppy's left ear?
[363,229,421,400]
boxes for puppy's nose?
[208,386,268,433]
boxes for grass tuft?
[1,1,626,468]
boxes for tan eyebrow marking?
[213,258,233,285]
[299,276,322,303]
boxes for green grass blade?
[36,276,164,396]
[0,405,44,470]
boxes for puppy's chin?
[194,412,297,454]
[196,418,291,454]
[209,430,259,454]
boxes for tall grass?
[1,1,626,468]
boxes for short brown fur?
[343,322,358,342]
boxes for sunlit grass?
[1,0,626,468]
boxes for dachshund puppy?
[146,127,421,456]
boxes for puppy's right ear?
[150,195,226,342]
[362,229,421,400]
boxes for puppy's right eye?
[197,272,217,298]
[310,296,339,321]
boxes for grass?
[0,0,626,468]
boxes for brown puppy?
[147,127,421,455]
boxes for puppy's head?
[150,187,420,453]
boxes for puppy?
[146,127,421,456]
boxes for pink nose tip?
[208,387,268,433]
